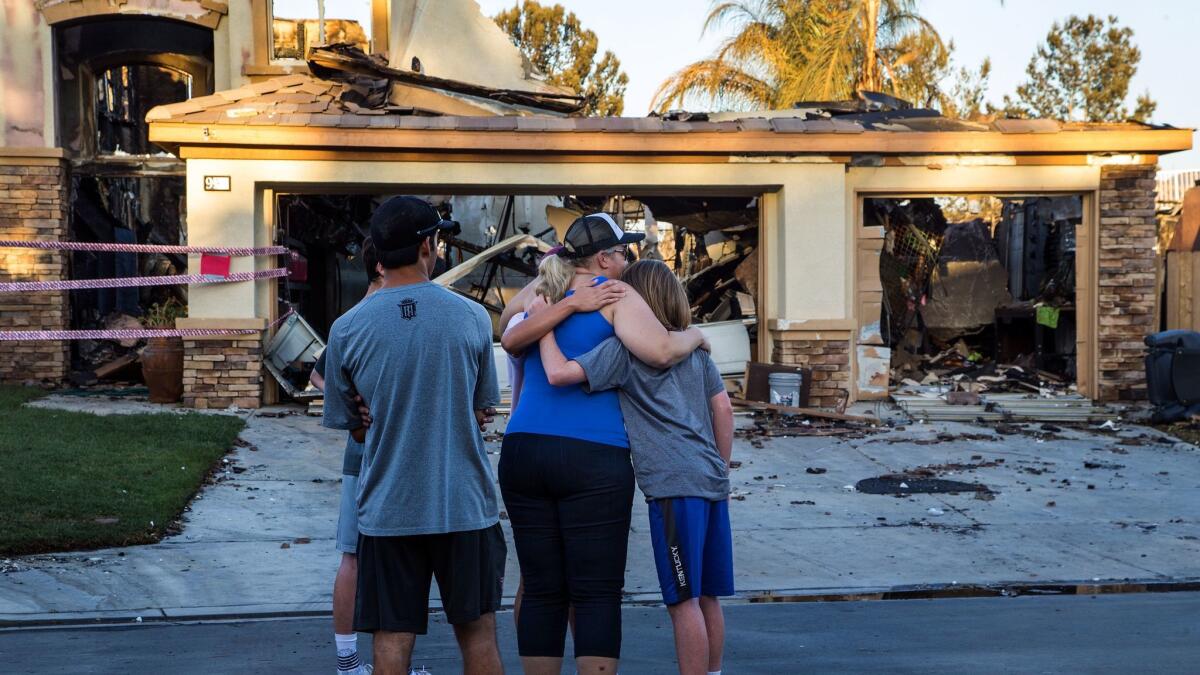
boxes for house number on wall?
[203,176,231,191]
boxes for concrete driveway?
[1,395,1198,624]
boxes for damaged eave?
[147,124,1194,158]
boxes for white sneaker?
[336,665,372,675]
[410,668,430,675]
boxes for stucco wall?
[390,0,560,93]
[181,156,856,330]
[0,1,54,148]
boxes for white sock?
[336,633,361,671]
[708,671,722,675]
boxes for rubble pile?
[869,195,1085,402]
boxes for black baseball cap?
[368,196,456,267]
[561,212,645,259]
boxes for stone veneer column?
[1096,163,1158,401]
[181,335,264,409]
[770,331,852,408]
[0,158,69,383]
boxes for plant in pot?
[141,300,187,403]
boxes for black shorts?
[354,523,506,634]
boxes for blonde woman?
[499,214,708,675]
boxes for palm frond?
[651,59,775,112]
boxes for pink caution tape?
[0,328,260,342]
[0,240,290,256]
[0,268,289,293]
[0,307,296,342]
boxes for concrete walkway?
[2,395,1199,624]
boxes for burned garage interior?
[266,191,761,402]
[864,194,1084,398]
[55,17,213,384]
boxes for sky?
[475,0,1199,169]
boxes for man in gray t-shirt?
[321,196,504,674]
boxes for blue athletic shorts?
[648,497,734,605]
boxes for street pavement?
[2,396,1200,623]
[2,592,1198,673]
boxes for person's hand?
[686,326,712,352]
[567,279,626,312]
[355,393,372,428]
[475,407,497,431]
[525,294,551,318]
[350,426,367,443]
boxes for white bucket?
[768,372,802,407]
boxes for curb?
[5,577,1200,630]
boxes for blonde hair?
[621,259,691,331]
[534,252,574,303]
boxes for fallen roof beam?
[433,233,551,288]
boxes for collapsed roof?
[146,46,1192,159]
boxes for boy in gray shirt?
[321,196,504,675]
[538,259,735,675]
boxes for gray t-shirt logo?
[399,298,417,320]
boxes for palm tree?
[652,0,947,112]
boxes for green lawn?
[0,386,245,555]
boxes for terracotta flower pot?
[142,336,184,403]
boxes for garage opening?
[269,191,761,401]
[861,195,1084,398]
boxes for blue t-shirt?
[321,282,501,536]
[505,284,629,449]
[314,350,364,477]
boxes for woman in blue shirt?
[500,213,706,675]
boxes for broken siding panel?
[0,1,51,147]
[856,344,890,399]
[1166,251,1200,331]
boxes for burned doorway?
[267,191,762,400]
[858,195,1086,398]
[55,17,213,383]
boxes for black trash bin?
[1144,330,1200,423]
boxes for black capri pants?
[498,432,635,659]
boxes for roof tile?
[993,118,1061,134]
[249,79,285,95]
[540,117,577,132]
[186,94,228,110]
[337,115,372,129]
[309,114,345,127]
[278,113,313,127]
[273,74,311,88]
[397,116,434,129]
[800,119,836,133]
[737,118,772,132]
[297,80,333,96]
[296,101,331,114]
[831,119,865,134]
[632,118,665,132]
[770,118,806,133]
[515,117,549,132]
[369,115,401,128]
[216,87,258,102]
[574,117,608,131]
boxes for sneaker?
[336,666,372,675]
[410,667,430,675]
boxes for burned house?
[1,1,1194,411]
